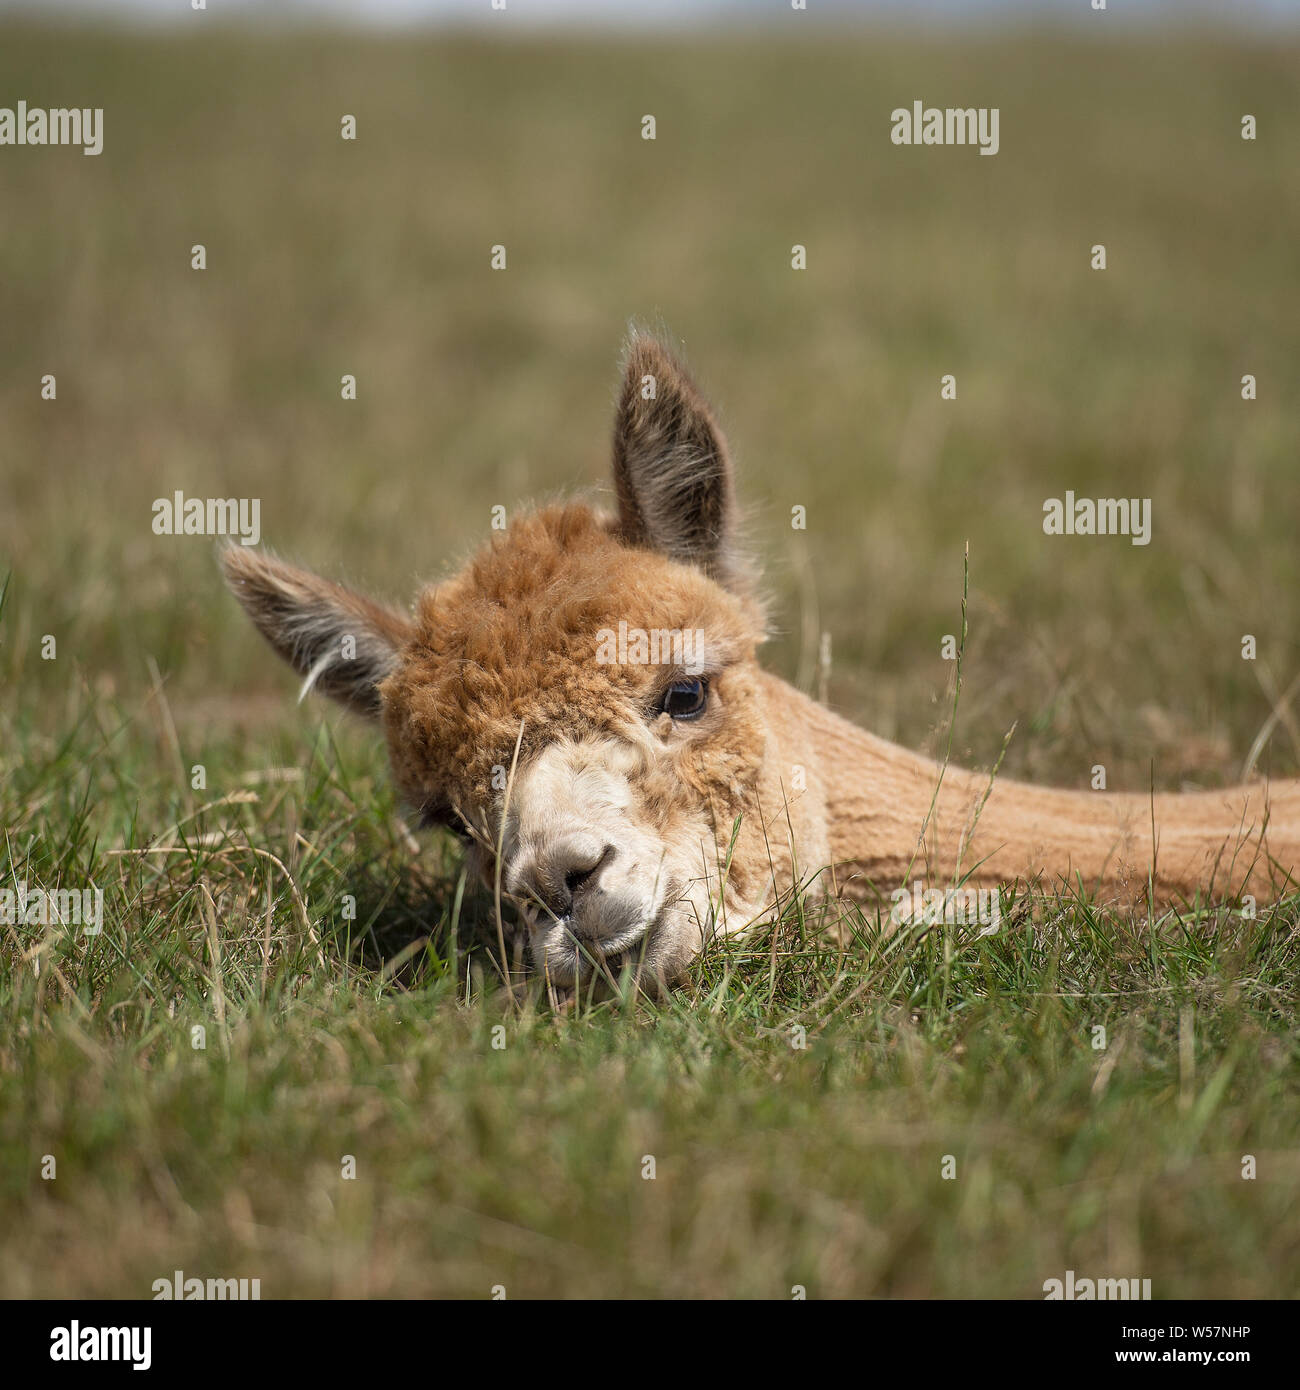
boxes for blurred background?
[2,0,1299,790]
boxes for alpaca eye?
[660,677,708,721]
[418,804,474,844]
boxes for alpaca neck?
[761,673,1299,909]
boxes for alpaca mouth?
[568,916,653,965]
[538,911,656,984]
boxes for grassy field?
[2,18,1299,1298]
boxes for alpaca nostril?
[521,843,614,921]
[563,844,614,908]
[565,866,592,899]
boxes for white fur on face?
[497,736,743,988]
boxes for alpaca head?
[223,334,803,990]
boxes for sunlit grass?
[2,20,1299,1298]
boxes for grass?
[2,18,1299,1297]
[5,695,1299,1298]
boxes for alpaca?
[222,332,1300,990]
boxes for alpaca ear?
[221,546,414,719]
[611,331,740,586]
